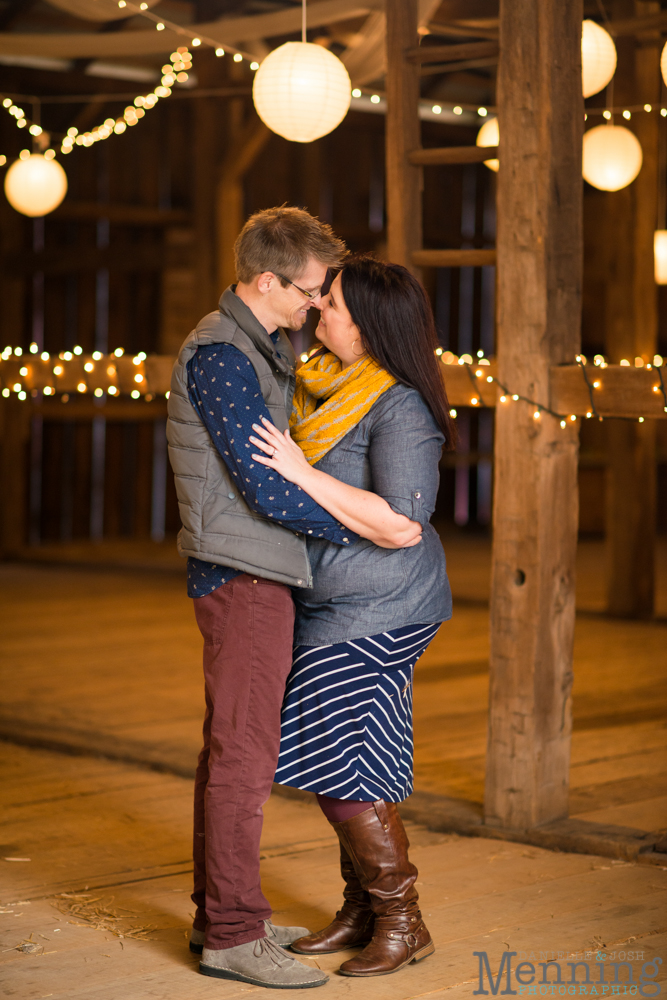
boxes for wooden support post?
[216,115,270,292]
[385,0,422,272]
[603,0,659,619]
[485,0,583,830]
[0,400,31,559]
[192,93,220,314]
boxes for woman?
[249,255,454,978]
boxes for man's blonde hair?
[234,206,346,284]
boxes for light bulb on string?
[44,0,159,19]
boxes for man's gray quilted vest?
[167,287,312,587]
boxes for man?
[167,207,352,989]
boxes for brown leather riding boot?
[291,838,374,954]
[334,800,434,977]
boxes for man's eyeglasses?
[274,272,322,301]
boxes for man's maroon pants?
[191,573,295,950]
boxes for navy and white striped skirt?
[274,622,440,803]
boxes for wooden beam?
[53,203,191,226]
[413,248,496,267]
[485,0,583,831]
[420,56,499,75]
[385,0,422,273]
[0,1,383,58]
[427,20,499,40]
[409,146,498,165]
[25,400,168,421]
[1,244,175,275]
[607,9,667,34]
[441,361,667,413]
[405,40,499,62]
[193,82,221,315]
[216,110,271,292]
[550,365,666,419]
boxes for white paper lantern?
[4,154,68,217]
[655,231,667,284]
[252,42,351,143]
[582,124,642,191]
[582,20,617,98]
[476,116,499,172]
[45,0,159,20]
[661,40,667,88]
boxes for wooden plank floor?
[1,742,665,1000]
[1,534,665,835]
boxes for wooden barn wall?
[0,64,665,547]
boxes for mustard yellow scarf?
[290,350,396,465]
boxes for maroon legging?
[317,794,375,823]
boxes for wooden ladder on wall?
[384,0,584,834]
[384,0,498,275]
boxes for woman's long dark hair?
[339,255,456,449]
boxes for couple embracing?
[167,206,454,989]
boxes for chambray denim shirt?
[293,382,452,647]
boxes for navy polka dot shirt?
[185,339,356,598]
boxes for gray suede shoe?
[199,937,328,988]
[264,919,311,948]
[189,920,311,955]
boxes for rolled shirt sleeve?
[187,343,357,546]
[367,391,445,527]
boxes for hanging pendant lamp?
[582,19,617,99]
[252,0,351,143]
[476,117,499,172]
[654,232,667,284]
[582,124,642,191]
[4,153,68,217]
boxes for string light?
[0,0,257,163]
[438,353,663,426]
[1,350,663,418]
[586,104,667,118]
